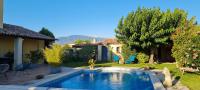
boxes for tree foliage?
[39,27,55,38]
[137,52,149,63]
[60,44,78,63]
[78,46,96,60]
[171,18,200,69]
[74,39,91,44]
[115,7,188,63]
[121,45,135,61]
[43,44,63,66]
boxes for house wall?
[23,38,45,55]
[0,36,45,57]
[107,44,122,61]
[0,36,14,57]
[109,44,122,54]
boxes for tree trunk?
[149,48,155,64]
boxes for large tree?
[39,27,55,38]
[115,7,188,64]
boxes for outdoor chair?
[0,64,9,79]
[113,55,120,62]
[125,54,137,64]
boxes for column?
[14,37,23,70]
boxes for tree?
[39,27,55,38]
[115,7,188,64]
[74,39,91,44]
[171,18,200,69]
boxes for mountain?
[56,35,107,44]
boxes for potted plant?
[88,59,96,70]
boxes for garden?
[41,7,200,90]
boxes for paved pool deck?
[0,66,83,90]
[0,65,50,85]
[0,67,167,90]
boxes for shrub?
[77,46,96,61]
[171,19,200,69]
[121,45,135,61]
[61,44,80,63]
[88,59,96,70]
[74,39,91,44]
[4,52,14,59]
[25,50,44,64]
[137,52,149,63]
[43,44,63,66]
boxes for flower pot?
[49,66,61,74]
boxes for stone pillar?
[14,37,23,70]
[97,45,102,61]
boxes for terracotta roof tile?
[102,38,119,45]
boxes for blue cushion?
[129,55,136,61]
[113,55,120,62]
[125,54,137,64]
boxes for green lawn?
[63,61,200,90]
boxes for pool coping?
[148,71,166,90]
[0,67,165,90]
[28,69,83,87]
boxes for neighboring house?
[102,38,122,54]
[0,0,55,70]
[101,38,122,61]
[71,38,122,61]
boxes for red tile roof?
[102,38,119,45]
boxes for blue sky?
[4,0,200,38]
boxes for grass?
[180,73,200,90]
[63,61,200,90]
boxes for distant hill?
[56,35,107,44]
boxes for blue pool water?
[40,70,154,90]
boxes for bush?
[122,45,135,60]
[43,44,63,66]
[43,44,97,66]
[88,59,96,70]
[61,44,81,63]
[61,45,96,63]
[26,50,44,64]
[77,46,96,61]
[74,39,91,44]
[137,52,149,63]
[171,20,200,69]
[4,52,14,59]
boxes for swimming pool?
[39,68,155,90]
